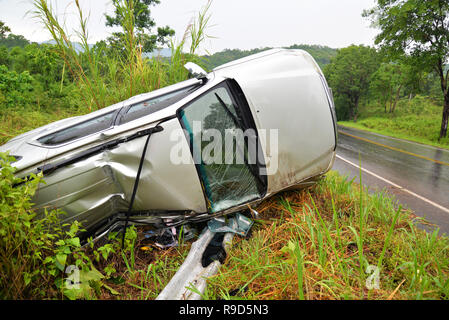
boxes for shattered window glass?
[179,85,263,213]
[38,111,117,146]
[119,85,200,125]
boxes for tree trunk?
[353,96,359,122]
[436,60,448,140]
[440,95,449,140]
[391,85,403,114]
[388,88,394,113]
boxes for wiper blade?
[214,93,243,129]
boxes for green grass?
[339,95,449,149]
[201,171,449,300]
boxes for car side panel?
[33,118,207,229]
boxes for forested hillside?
[201,44,337,70]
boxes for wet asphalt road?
[333,125,449,235]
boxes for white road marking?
[336,154,449,215]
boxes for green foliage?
[364,0,449,138]
[202,44,337,71]
[0,65,34,107]
[0,47,10,66]
[0,21,11,38]
[339,95,449,148]
[13,44,64,85]
[324,45,380,121]
[0,153,146,300]
[30,0,208,112]
[0,34,30,49]
[105,0,175,55]
[0,21,29,49]
[370,62,406,113]
[0,153,91,299]
[0,42,77,113]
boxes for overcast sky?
[0,0,379,54]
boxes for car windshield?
[179,85,264,213]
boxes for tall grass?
[31,0,213,113]
[205,171,449,300]
[31,0,104,111]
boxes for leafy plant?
[0,153,105,300]
[0,65,34,107]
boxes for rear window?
[37,84,200,146]
[37,111,117,146]
[118,85,200,125]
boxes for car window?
[118,85,200,125]
[38,111,117,146]
[179,85,263,213]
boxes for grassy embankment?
[94,171,449,300]
[90,170,449,300]
[339,95,449,149]
[200,171,449,300]
[3,160,448,300]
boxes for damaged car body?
[0,49,338,240]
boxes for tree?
[0,34,30,49]
[364,0,449,139]
[323,45,380,121]
[0,21,29,48]
[370,63,403,113]
[105,0,174,55]
[0,21,11,39]
[369,60,423,113]
[0,46,10,67]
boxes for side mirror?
[184,62,208,81]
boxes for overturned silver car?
[1,49,337,239]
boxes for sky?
[0,0,379,54]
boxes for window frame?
[35,84,202,148]
[116,84,201,126]
[176,79,267,213]
[36,109,121,147]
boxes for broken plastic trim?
[207,213,253,237]
[184,62,208,83]
[78,209,196,242]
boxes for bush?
[0,153,103,299]
[0,65,34,107]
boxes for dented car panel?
[0,49,337,238]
